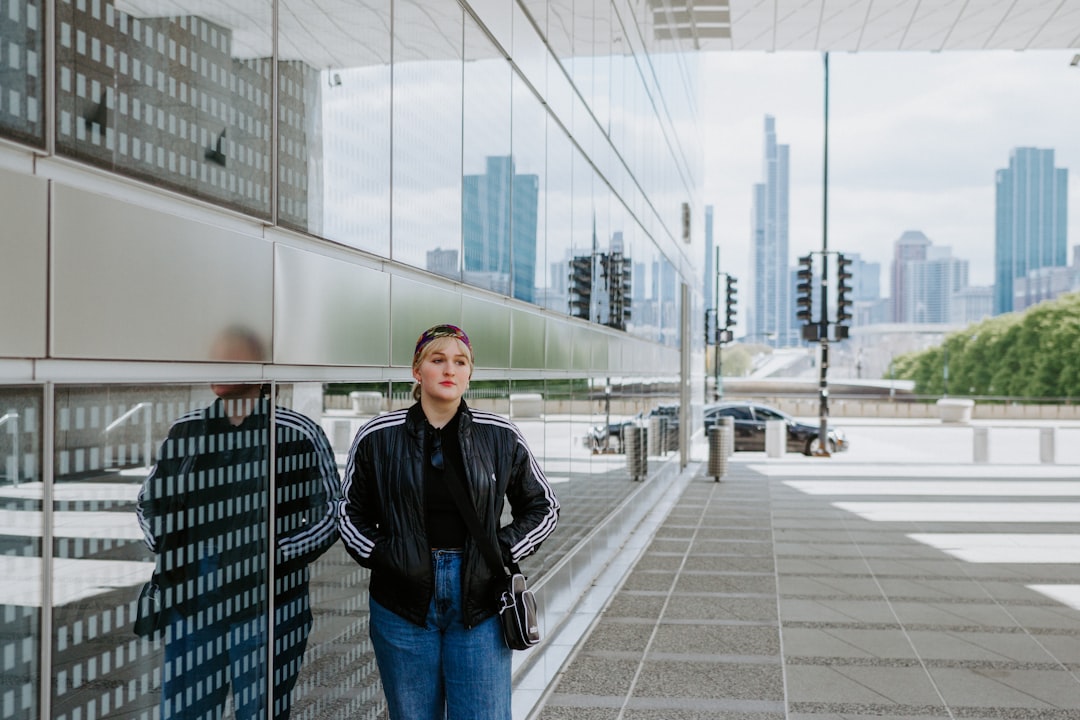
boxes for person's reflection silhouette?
[136,327,339,719]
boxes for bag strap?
[436,433,514,580]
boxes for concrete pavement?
[526,423,1080,719]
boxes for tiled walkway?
[531,452,1080,719]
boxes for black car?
[704,401,849,455]
[585,412,643,453]
[586,404,681,454]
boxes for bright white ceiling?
[681,0,1080,51]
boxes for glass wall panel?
[462,18,512,297]
[510,74,546,305]
[545,115,573,317]
[277,382,382,720]
[0,0,44,146]
[391,0,463,277]
[279,0,392,256]
[0,386,41,720]
[48,369,361,720]
[55,1,274,218]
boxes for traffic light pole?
[714,248,721,401]
[816,51,831,457]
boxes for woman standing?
[339,324,559,720]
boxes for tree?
[892,292,1080,399]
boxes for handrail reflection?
[0,412,19,487]
[104,402,153,469]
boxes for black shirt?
[424,411,468,549]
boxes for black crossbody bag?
[441,462,541,651]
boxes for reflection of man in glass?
[136,327,339,719]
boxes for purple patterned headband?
[414,324,472,364]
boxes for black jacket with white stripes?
[339,401,559,629]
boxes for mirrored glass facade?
[0,1,703,717]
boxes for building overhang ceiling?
[669,0,1080,51]
[116,0,1080,71]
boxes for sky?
[700,50,1080,294]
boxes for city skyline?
[702,49,1080,335]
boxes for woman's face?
[412,337,472,403]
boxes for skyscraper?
[750,116,790,346]
[891,232,969,324]
[462,155,539,303]
[994,147,1068,314]
[890,230,931,322]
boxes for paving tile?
[602,592,668,620]
[888,601,1020,628]
[622,571,678,591]
[635,553,691,571]
[536,702,620,719]
[582,621,657,653]
[664,595,778,622]
[781,627,917,660]
[780,598,898,624]
[651,623,780,656]
[626,710,784,720]
[785,665,947,706]
[551,655,639,696]
[905,628,1071,664]
[632,660,784,700]
[685,556,776,573]
[675,573,776,594]
[930,666,1080,709]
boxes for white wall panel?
[0,166,47,358]
[390,277,464,367]
[51,185,272,361]
[511,308,547,369]
[274,244,391,366]
[462,295,512,369]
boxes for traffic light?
[704,308,717,345]
[796,254,814,325]
[835,253,853,326]
[724,275,737,329]
[569,255,592,319]
[621,258,632,326]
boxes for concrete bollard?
[973,427,989,463]
[707,426,731,480]
[719,416,734,456]
[648,417,666,456]
[1040,427,1056,464]
[623,425,647,481]
[765,420,786,458]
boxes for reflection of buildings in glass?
[427,247,459,277]
[994,147,1068,315]
[54,2,319,224]
[596,232,632,331]
[750,115,791,347]
[0,5,43,143]
[462,156,538,303]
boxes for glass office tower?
[0,1,704,718]
[994,147,1068,315]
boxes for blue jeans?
[369,549,512,720]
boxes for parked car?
[585,412,643,454]
[585,404,681,454]
[704,401,849,455]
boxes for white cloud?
[702,50,1080,291]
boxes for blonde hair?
[411,336,474,402]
